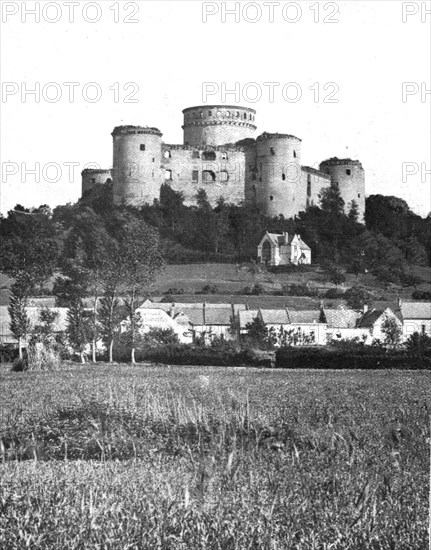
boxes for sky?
[0,0,430,216]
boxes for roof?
[357,309,387,328]
[204,308,232,325]
[136,309,180,330]
[400,301,431,320]
[0,306,69,342]
[288,309,324,324]
[260,309,289,325]
[324,308,361,329]
[181,308,205,326]
[239,310,260,329]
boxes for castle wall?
[162,145,246,206]
[255,133,302,218]
[81,169,112,195]
[319,159,365,220]
[300,167,332,211]
[112,126,163,206]
[183,106,256,146]
[83,105,366,223]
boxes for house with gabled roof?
[257,232,311,266]
[324,306,367,344]
[399,300,431,341]
[356,306,402,344]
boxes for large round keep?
[182,105,256,147]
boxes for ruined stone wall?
[162,144,246,206]
[81,169,112,195]
[300,167,332,211]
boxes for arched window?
[202,151,216,161]
[262,241,271,264]
[202,170,216,183]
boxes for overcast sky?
[1,0,430,215]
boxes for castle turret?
[81,169,112,195]
[112,126,163,206]
[255,132,302,218]
[182,105,256,147]
[319,158,365,221]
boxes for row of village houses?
[0,297,430,348]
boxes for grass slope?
[0,364,429,549]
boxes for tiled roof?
[136,309,180,329]
[239,310,260,329]
[288,309,324,324]
[0,306,69,342]
[357,309,385,328]
[400,301,431,320]
[260,309,289,325]
[204,308,232,325]
[324,308,361,329]
[181,308,205,326]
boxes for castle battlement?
[82,105,365,222]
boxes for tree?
[405,332,431,355]
[116,216,164,363]
[67,298,92,363]
[244,316,270,349]
[99,293,123,363]
[8,275,32,359]
[319,185,345,215]
[381,315,402,347]
[348,200,359,222]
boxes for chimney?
[398,297,403,309]
[363,304,368,314]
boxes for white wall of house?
[326,328,372,345]
[402,319,431,341]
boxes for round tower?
[112,126,163,206]
[182,105,256,147]
[81,168,112,195]
[319,158,365,221]
[255,132,302,218]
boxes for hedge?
[275,347,431,370]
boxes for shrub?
[324,288,345,299]
[412,290,431,300]
[405,332,431,356]
[344,286,372,309]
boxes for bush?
[282,283,318,297]
[275,346,430,369]
[405,332,431,356]
[142,342,266,367]
[344,286,373,309]
[324,288,345,299]
[412,290,431,300]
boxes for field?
[0,364,429,549]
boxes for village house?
[399,300,431,341]
[356,306,402,344]
[0,306,68,346]
[324,306,366,344]
[257,232,311,267]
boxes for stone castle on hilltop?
[82,105,365,220]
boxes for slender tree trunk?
[129,288,136,364]
[109,339,114,364]
[80,351,86,364]
[92,296,98,363]
[18,336,23,360]
[131,346,136,365]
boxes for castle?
[82,105,365,220]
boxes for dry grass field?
[0,364,429,549]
